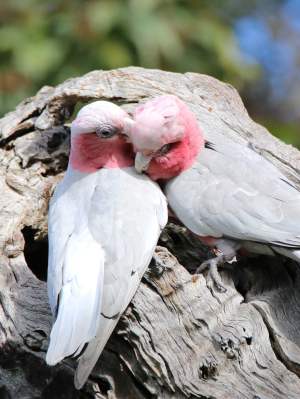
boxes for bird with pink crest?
[46,101,167,389]
[128,94,300,291]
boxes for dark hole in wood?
[40,368,80,399]
[159,223,211,273]
[94,376,112,394]
[199,362,217,380]
[231,269,250,302]
[22,226,48,282]
[34,329,47,338]
[0,385,12,399]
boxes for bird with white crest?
[46,101,167,388]
[128,94,300,291]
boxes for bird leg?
[196,239,240,292]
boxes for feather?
[166,141,300,248]
[47,166,167,387]
[46,231,104,365]
[74,167,167,388]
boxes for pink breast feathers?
[70,133,134,173]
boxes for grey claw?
[196,258,227,292]
[209,260,227,292]
[195,260,210,274]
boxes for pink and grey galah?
[46,101,167,388]
[128,94,300,291]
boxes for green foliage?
[0,0,297,148]
[0,0,257,116]
[261,119,300,148]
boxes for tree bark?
[1,67,300,399]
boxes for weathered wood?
[1,67,300,398]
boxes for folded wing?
[166,140,300,247]
[74,168,167,388]
[46,173,105,365]
[46,168,167,387]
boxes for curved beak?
[135,152,153,173]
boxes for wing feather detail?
[46,231,104,365]
[74,167,167,389]
[166,140,300,247]
[47,171,105,365]
[46,167,167,388]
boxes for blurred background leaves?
[0,0,299,146]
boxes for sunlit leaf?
[13,38,66,79]
[86,1,122,34]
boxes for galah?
[46,101,167,388]
[128,94,300,291]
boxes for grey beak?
[122,117,135,139]
[135,152,153,173]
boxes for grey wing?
[166,141,300,247]
[74,168,167,389]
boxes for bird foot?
[196,239,239,292]
[196,256,228,292]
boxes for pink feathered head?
[71,101,132,137]
[70,101,134,172]
[131,95,185,153]
[129,95,205,180]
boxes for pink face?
[131,95,185,154]
[69,101,134,172]
[128,95,205,180]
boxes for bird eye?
[158,144,171,155]
[95,126,117,139]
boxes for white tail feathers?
[74,269,143,389]
[74,317,120,389]
[46,233,104,366]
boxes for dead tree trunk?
[1,67,300,399]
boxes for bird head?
[71,101,133,139]
[69,101,134,172]
[127,95,205,180]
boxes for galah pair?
[47,95,300,388]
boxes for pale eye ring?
[95,125,118,138]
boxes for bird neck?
[70,133,134,172]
